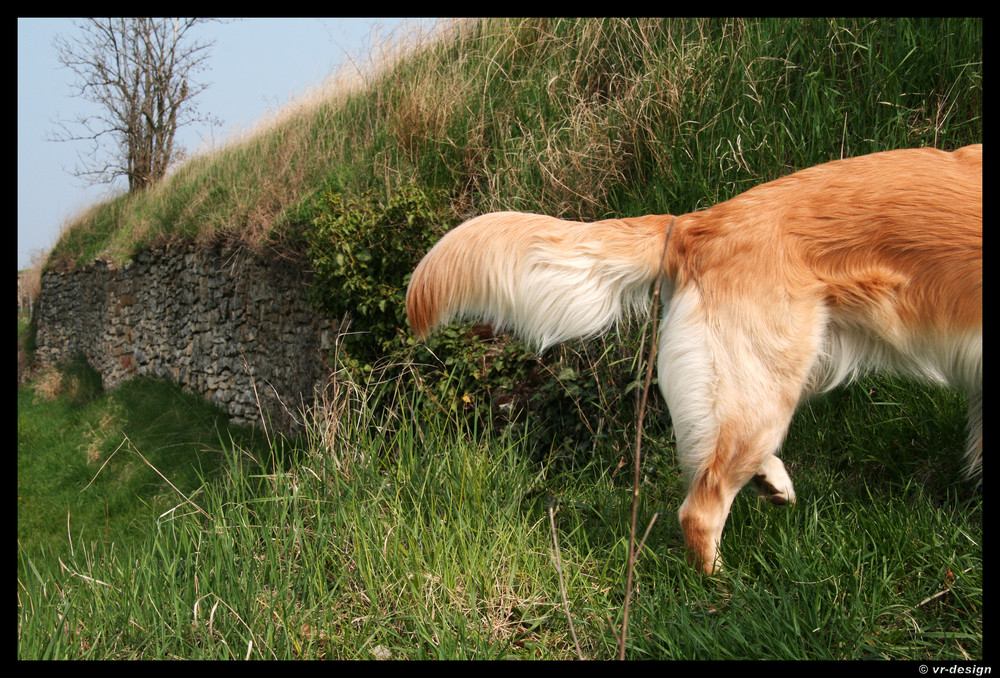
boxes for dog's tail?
[406,211,674,351]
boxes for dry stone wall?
[35,245,336,431]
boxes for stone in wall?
[34,245,336,432]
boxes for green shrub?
[303,184,637,440]
[302,183,537,427]
[408,323,537,424]
[305,184,447,368]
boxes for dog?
[406,144,982,573]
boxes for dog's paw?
[751,455,796,506]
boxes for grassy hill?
[47,18,982,270]
[20,18,983,660]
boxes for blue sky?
[17,17,438,270]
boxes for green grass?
[18,360,982,659]
[17,363,265,581]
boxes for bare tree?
[50,18,221,193]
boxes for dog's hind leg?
[658,286,818,573]
[675,413,798,573]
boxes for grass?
[17,358,982,659]
[42,18,981,270]
[17,361,265,580]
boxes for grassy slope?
[46,18,982,268]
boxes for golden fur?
[406,145,982,573]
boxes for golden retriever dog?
[406,145,982,573]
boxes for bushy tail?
[406,211,673,351]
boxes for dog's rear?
[406,145,982,573]
[659,145,981,572]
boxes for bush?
[302,184,639,441]
[302,183,536,429]
[305,184,446,368]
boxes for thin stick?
[618,218,673,660]
[81,437,127,493]
[916,567,975,607]
[58,557,119,590]
[67,508,74,559]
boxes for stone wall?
[34,244,336,431]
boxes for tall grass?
[18,358,982,659]
[46,18,981,268]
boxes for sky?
[17,17,439,271]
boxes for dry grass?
[44,18,710,264]
[28,364,64,402]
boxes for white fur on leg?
[656,287,720,483]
